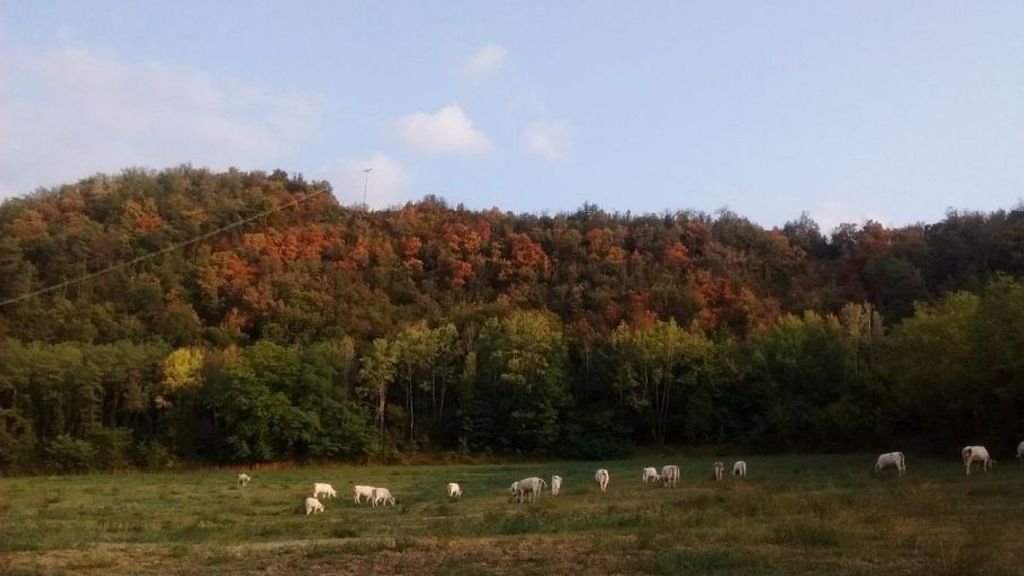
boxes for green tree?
[394,322,431,446]
[610,319,712,444]
[358,338,398,453]
[467,311,569,452]
[735,312,876,448]
[885,291,979,445]
[201,343,314,462]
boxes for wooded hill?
[1,166,1022,471]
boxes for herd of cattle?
[237,441,1024,516]
[873,443,1023,478]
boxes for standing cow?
[641,467,660,485]
[660,465,680,488]
[732,461,747,478]
[353,485,376,504]
[313,482,337,500]
[713,461,725,481]
[512,477,546,503]
[446,482,462,500]
[551,475,562,496]
[962,445,995,475]
[304,497,324,516]
[594,469,610,492]
[874,452,906,477]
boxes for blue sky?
[3,1,1023,231]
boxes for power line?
[0,187,328,308]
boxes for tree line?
[0,167,1022,472]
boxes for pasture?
[2,454,1023,575]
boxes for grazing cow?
[1017,441,1023,463]
[732,461,747,478]
[237,473,250,488]
[551,475,562,496]
[874,452,905,477]
[372,487,396,507]
[594,469,610,493]
[962,445,996,475]
[509,479,525,503]
[512,477,547,503]
[642,467,660,485]
[304,497,324,516]
[353,485,376,504]
[313,482,337,500]
[714,461,725,481]
[660,465,680,488]
[446,482,462,500]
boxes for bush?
[557,410,633,460]
[0,409,36,473]
[132,441,177,470]
[559,430,633,460]
[307,400,378,459]
[43,435,97,474]
[85,427,133,471]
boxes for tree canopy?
[1,167,1023,471]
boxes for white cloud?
[321,153,411,210]
[393,105,492,155]
[462,43,506,77]
[0,43,322,198]
[525,120,574,161]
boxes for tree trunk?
[403,381,411,444]
[377,385,387,453]
[439,376,448,423]
[430,367,437,419]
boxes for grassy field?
[2,453,1023,575]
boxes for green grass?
[2,454,1023,574]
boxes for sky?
[3,1,1023,232]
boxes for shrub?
[43,435,97,474]
[132,441,177,470]
[557,410,633,460]
[85,427,133,471]
[0,409,36,473]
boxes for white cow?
[732,461,747,478]
[594,469,610,493]
[353,485,376,504]
[313,482,337,499]
[372,487,396,507]
[510,481,526,502]
[1016,441,1023,463]
[237,473,250,488]
[550,475,562,496]
[511,482,525,502]
[446,482,462,500]
[962,446,995,475]
[660,465,680,488]
[304,497,324,516]
[874,452,905,476]
[641,467,660,485]
[713,461,725,481]
[512,477,547,503]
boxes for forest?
[1,166,1022,473]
